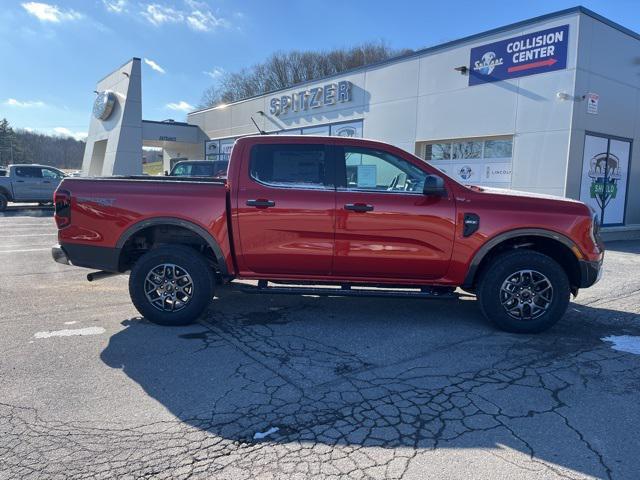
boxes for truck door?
[333,145,456,280]
[11,166,42,200]
[236,143,336,276]
[40,167,64,201]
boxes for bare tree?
[199,41,412,108]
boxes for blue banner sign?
[469,25,568,86]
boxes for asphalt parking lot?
[1,207,639,479]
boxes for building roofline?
[142,119,195,128]
[188,6,640,117]
[97,57,140,84]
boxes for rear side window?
[250,144,331,189]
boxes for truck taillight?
[54,189,71,228]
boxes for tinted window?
[341,147,427,193]
[172,161,229,177]
[171,164,191,176]
[15,166,42,178]
[250,144,330,188]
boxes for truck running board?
[241,280,458,299]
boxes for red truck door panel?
[333,146,455,280]
[236,143,336,275]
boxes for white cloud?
[144,58,166,74]
[52,127,87,141]
[5,98,46,108]
[142,4,183,26]
[141,1,228,32]
[21,2,83,22]
[166,101,194,112]
[203,66,224,79]
[186,9,227,32]
[102,0,127,13]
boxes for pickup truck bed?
[52,135,603,333]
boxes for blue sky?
[0,0,638,140]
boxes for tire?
[0,193,7,212]
[477,250,570,334]
[129,245,214,326]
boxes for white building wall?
[567,14,640,225]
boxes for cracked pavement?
[1,209,639,479]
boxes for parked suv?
[51,136,603,333]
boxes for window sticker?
[356,165,377,188]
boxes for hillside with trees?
[200,42,412,108]
[0,118,85,169]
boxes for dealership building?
[83,6,639,232]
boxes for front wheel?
[477,250,570,333]
[129,245,214,326]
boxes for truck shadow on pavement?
[0,205,54,217]
[101,290,639,479]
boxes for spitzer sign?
[469,25,568,85]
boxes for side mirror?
[423,174,446,197]
[164,170,169,176]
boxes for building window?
[419,136,513,187]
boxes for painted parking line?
[0,234,57,238]
[0,248,51,253]
[0,223,55,227]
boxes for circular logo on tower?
[92,91,116,121]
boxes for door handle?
[15,180,24,183]
[43,181,51,184]
[246,199,275,208]
[344,203,374,212]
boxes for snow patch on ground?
[601,335,640,355]
[34,327,106,339]
[253,427,279,439]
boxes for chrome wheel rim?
[499,269,553,321]
[144,263,194,312]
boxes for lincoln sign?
[269,80,353,116]
[469,25,568,85]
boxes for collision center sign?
[469,25,568,86]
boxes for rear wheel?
[477,250,570,333]
[0,193,7,211]
[129,245,214,326]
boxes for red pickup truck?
[52,136,603,333]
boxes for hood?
[466,185,584,204]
